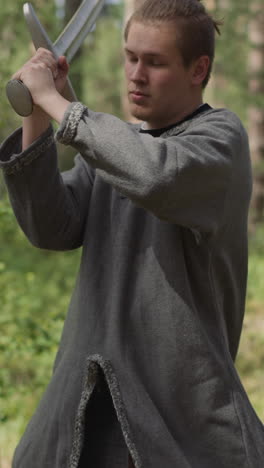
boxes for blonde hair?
[124,0,222,88]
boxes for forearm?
[22,106,51,150]
[38,92,70,124]
[12,49,71,142]
[0,127,92,250]
[22,93,71,151]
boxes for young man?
[1,0,264,467]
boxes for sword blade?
[23,0,104,102]
[23,2,77,101]
[23,3,57,56]
[54,0,105,62]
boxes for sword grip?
[6,77,77,117]
[6,79,34,117]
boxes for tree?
[248,1,264,225]
[80,1,124,117]
[204,0,264,227]
[205,0,250,121]
[0,0,61,145]
[64,0,83,97]
[122,0,145,121]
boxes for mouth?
[129,90,149,103]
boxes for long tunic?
[1,102,264,468]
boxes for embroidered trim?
[69,354,142,468]
[68,360,98,468]
[57,102,87,145]
[2,134,54,175]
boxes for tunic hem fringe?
[69,354,142,468]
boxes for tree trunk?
[122,0,145,121]
[204,0,230,108]
[64,0,83,98]
[248,2,264,226]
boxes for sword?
[6,0,105,117]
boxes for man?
[1,0,264,467]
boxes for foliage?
[81,5,125,118]
[206,0,264,126]
[0,0,62,142]
[236,224,264,417]
[0,196,81,464]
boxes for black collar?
[139,103,212,137]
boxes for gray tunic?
[1,102,264,468]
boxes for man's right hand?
[12,48,69,109]
[13,49,71,150]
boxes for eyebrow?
[124,47,166,59]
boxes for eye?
[149,60,165,67]
[145,56,166,67]
[125,51,138,63]
[129,56,138,63]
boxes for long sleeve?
[56,103,251,234]
[0,125,95,250]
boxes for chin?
[129,104,149,123]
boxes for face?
[124,21,204,129]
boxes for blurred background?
[0,0,264,466]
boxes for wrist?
[23,105,50,123]
[37,91,71,124]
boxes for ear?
[191,56,210,86]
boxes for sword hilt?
[6,79,34,117]
[6,76,77,117]
[6,0,105,117]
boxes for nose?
[130,60,147,83]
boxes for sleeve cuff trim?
[2,128,54,175]
[56,102,87,145]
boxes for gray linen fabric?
[1,103,264,468]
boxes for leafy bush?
[235,224,264,418]
[0,197,80,461]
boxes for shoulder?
[166,108,249,155]
[189,108,248,139]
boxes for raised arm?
[54,104,251,234]
[0,49,96,251]
[10,48,70,150]
[6,49,251,237]
[0,126,95,251]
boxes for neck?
[145,97,203,130]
